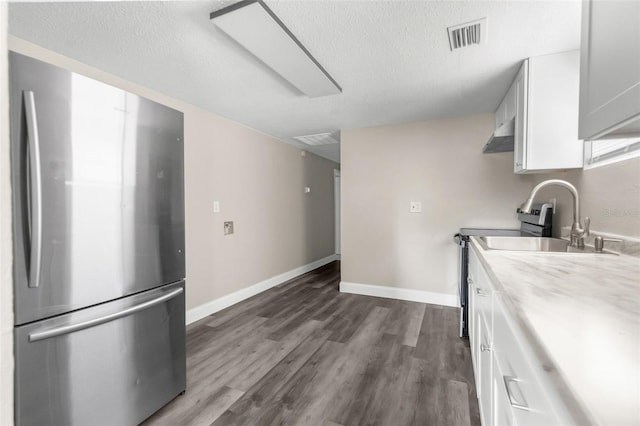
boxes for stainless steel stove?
[453,203,553,337]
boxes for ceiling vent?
[293,131,340,146]
[447,18,487,51]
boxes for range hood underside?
[483,135,514,153]
[483,119,514,153]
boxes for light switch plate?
[410,201,422,213]
[213,201,220,213]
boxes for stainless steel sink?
[477,236,615,254]
[479,236,568,252]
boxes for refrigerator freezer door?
[9,52,185,325]
[14,281,186,426]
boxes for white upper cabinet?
[514,50,583,173]
[579,0,640,140]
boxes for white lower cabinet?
[469,282,478,383]
[478,315,493,426]
[468,247,480,379]
[470,245,574,426]
[469,246,496,426]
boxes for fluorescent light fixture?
[210,0,342,98]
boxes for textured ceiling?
[8,1,582,163]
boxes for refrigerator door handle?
[28,287,184,342]
[24,91,43,289]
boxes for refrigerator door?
[14,281,186,426]
[9,52,185,325]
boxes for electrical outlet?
[213,201,220,213]
[410,201,422,213]
[224,221,234,235]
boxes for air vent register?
[447,18,488,51]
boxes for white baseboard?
[339,281,458,307]
[186,254,338,325]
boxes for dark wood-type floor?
[144,261,480,426]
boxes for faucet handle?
[584,216,590,237]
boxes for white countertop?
[470,237,640,426]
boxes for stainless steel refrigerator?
[9,52,186,425]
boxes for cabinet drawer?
[493,297,559,425]
[493,354,515,426]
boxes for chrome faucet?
[519,179,590,248]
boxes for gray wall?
[8,37,339,314]
[341,113,532,297]
[183,107,338,307]
[341,112,640,302]
[531,157,640,238]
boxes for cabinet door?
[579,0,640,139]
[513,61,529,173]
[469,274,477,376]
[478,316,493,426]
[527,51,583,171]
[468,246,479,374]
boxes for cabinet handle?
[480,343,491,352]
[503,376,531,411]
[476,288,488,297]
